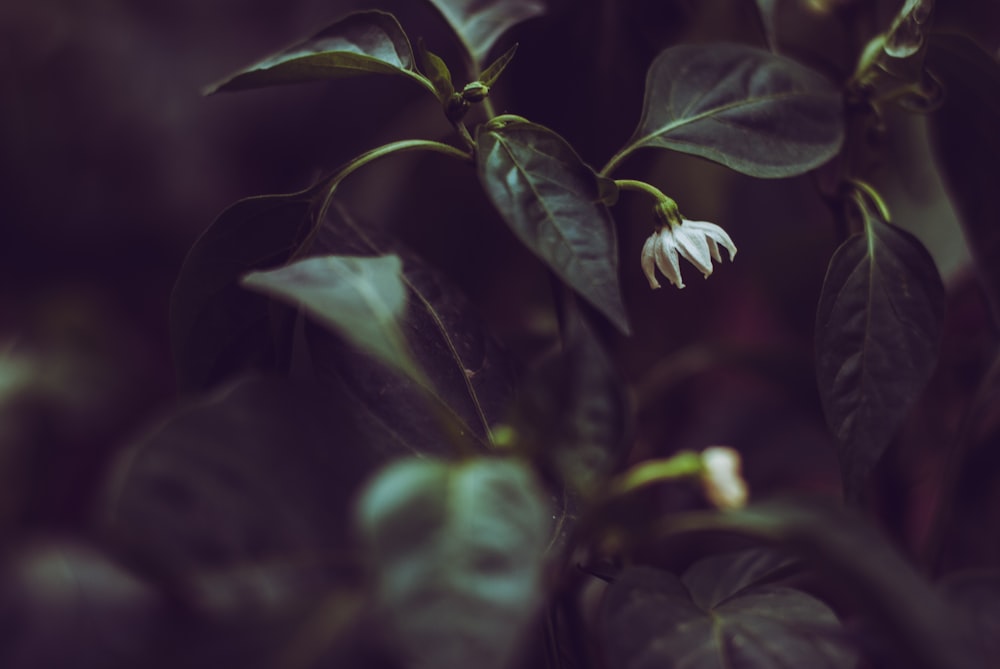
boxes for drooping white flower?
[641,219,737,289]
[699,446,749,510]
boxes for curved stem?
[311,139,472,239]
[600,145,636,177]
[614,179,669,203]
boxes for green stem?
[614,179,669,202]
[604,451,703,499]
[455,121,476,151]
[311,139,472,242]
[482,97,498,120]
[600,146,635,177]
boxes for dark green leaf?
[101,376,384,618]
[298,202,515,455]
[417,37,455,101]
[205,11,433,95]
[479,42,518,88]
[476,116,630,334]
[356,456,550,669]
[601,551,854,669]
[653,500,983,669]
[423,0,544,71]
[243,254,421,381]
[815,216,945,499]
[516,303,629,497]
[616,43,844,177]
[681,548,801,610]
[170,189,316,392]
[927,33,1000,325]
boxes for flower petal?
[641,233,661,289]
[673,224,715,278]
[654,230,685,288]
[686,220,737,261]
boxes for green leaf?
[655,500,983,669]
[926,33,1000,325]
[417,37,455,101]
[356,456,550,669]
[299,203,515,453]
[815,216,945,499]
[612,43,844,178]
[515,302,629,497]
[423,0,544,71]
[204,10,433,95]
[243,254,421,382]
[170,189,316,392]
[476,116,630,334]
[601,550,855,669]
[101,376,385,619]
[479,42,518,88]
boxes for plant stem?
[613,179,669,203]
[600,147,634,177]
[313,139,472,233]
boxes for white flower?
[699,446,748,510]
[641,220,737,289]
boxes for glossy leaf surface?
[423,0,544,70]
[243,254,420,381]
[601,550,854,669]
[477,116,630,334]
[170,190,315,392]
[205,11,431,94]
[357,456,550,669]
[618,43,844,177]
[927,33,1000,325]
[815,217,945,498]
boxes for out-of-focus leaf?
[601,549,854,669]
[243,254,421,382]
[0,540,162,669]
[754,0,780,50]
[927,32,1000,325]
[613,43,844,177]
[515,302,628,497]
[101,376,381,619]
[815,215,945,499]
[651,500,983,669]
[356,456,550,669]
[422,0,544,71]
[299,202,515,456]
[205,10,433,95]
[170,189,316,392]
[939,569,1000,665]
[476,116,630,334]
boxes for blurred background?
[2,0,1000,666]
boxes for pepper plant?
[86,0,1000,668]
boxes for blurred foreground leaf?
[357,456,550,669]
